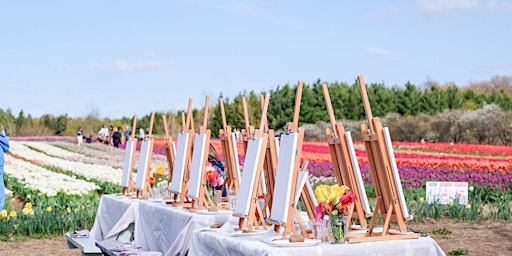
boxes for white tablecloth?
[90,194,138,241]
[189,230,446,256]
[135,201,235,256]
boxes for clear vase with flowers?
[314,184,356,243]
[205,162,225,211]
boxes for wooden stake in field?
[121,114,138,195]
[218,99,240,195]
[134,112,156,199]
[348,75,418,243]
[169,99,195,205]
[322,84,371,230]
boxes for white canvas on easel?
[169,132,190,195]
[231,132,242,185]
[304,179,318,206]
[294,171,309,204]
[383,127,410,219]
[234,137,265,216]
[134,140,152,190]
[345,131,372,215]
[186,132,208,199]
[121,140,135,187]
[269,132,299,224]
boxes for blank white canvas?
[345,131,372,215]
[260,169,267,195]
[134,140,153,190]
[120,140,135,187]
[186,133,208,199]
[383,127,410,220]
[234,137,264,216]
[294,171,309,203]
[305,178,318,206]
[169,132,189,194]
[269,132,298,224]
[231,133,241,187]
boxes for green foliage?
[447,248,468,256]
[432,227,451,236]
[0,197,98,238]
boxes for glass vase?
[329,214,348,244]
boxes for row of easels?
[321,75,418,243]
[120,112,156,199]
[117,75,418,245]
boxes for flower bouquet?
[149,164,169,198]
[314,184,356,243]
[205,162,225,211]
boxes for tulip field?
[1,136,511,239]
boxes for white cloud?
[418,0,512,14]
[91,60,161,72]
[367,47,392,55]
[146,49,157,56]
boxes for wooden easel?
[258,94,279,219]
[322,84,370,229]
[162,115,176,186]
[135,112,155,199]
[240,96,254,152]
[239,94,278,222]
[232,93,270,231]
[170,99,195,206]
[187,96,214,211]
[218,99,240,194]
[269,81,308,239]
[121,114,138,195]
[347,75,418,243]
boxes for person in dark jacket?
[112,127,121,148]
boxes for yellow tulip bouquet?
[314,184,356,243]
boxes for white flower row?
[48,141,169,170]
[8,141,123,184]
[4,154,100,196]
[31,141,125,169]
[22,141,79,158]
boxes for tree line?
[1,75,511,145]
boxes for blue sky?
[1,0,511,119]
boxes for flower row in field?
[394,142,512,156]
[299,143,512,171]
[306,162,512,190]
[8,141,123,184]
[48,141,126,168]
[4,154,100,196]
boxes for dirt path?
[1,218,511,255]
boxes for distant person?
[85,134,93,143]
[98,124,109,144]
[109,125,114,145]
[124,126,132,143]
[138,128,145,141]
[77,127,84,146]
[0,129,10,211]
[112,127,121,148]
[117,126,124,144]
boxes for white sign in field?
[426,181,468,205]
